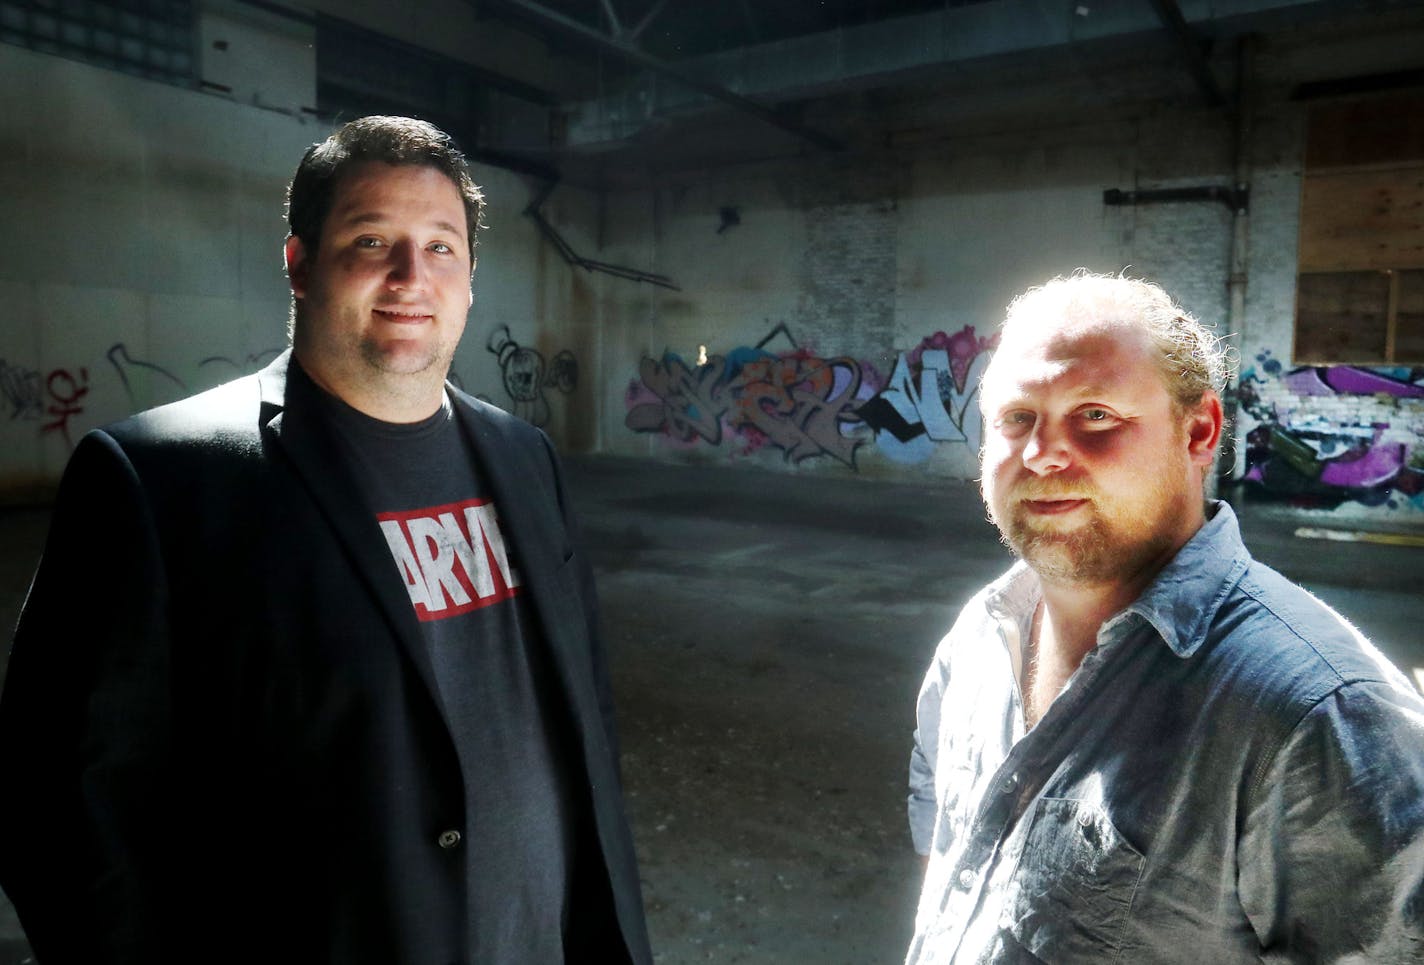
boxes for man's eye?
[1080,408,1116,425]
[430,242,453,255]
[997,411,1034,431]
[355,237,383,248]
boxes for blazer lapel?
[453,398,601,720]
[256,352,446,717]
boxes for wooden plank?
[1294,270,1390,363]
[1298,166,1424,272]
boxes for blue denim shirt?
[906,502,1424,963]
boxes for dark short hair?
[285,115,484,264]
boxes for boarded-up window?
[1295,93,1424,364]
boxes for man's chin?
[361,340,445,377]
[1006,527,1111,584]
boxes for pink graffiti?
[907,326,1001,395]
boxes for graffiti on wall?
[41,368,91,448]
[108,343,187,404]
[3,344,284,453]
[857,326,1000,464]
[1,359,44,420]
[3,358,92,447]
[625,323,877,467]
[1236,349,1424,511]
[486,325,577,428]
[626,323,999,469]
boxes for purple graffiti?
[1282,368,1334,397]
[1237,359,1424,510]
[1322,367,1424,398]
[1318,442,1407,489]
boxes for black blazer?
[0,351,652,964]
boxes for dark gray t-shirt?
[304,367,583,963]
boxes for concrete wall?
[0,42,603,502]
[599,113,1221,482]
[596,31,1424,528]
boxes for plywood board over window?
[1295,92,1424,364]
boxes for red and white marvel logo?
[378,498,522,621]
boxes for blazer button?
[437,829,462,849]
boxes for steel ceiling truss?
[477,0,844,151]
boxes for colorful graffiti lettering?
[625,353,730,445]
[730,352,867,465]
[625,323,1002,469]
[486,325,578,428]
[1,358,43,420]
[855,326,1000,464]
[625,324,875,467]
[1236,349,1424,511]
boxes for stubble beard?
[358,330,450,379]
[990,478,1185,588]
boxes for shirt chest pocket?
[1000,798,1145,962]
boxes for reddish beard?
[993,477,1179,586]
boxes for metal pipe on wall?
[1223,34,1257,483]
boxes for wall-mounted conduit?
[525,181,680,290]
[1102,185,1249,214]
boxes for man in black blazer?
[0,115,652,964]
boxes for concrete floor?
[0,454,1421,964]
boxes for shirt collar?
[983,559,1040,626]
[1114,500,1252,658]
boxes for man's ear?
[284,235,309,299]
[1186,390,1224,467]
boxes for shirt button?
[437,829,462,849]
[999,773,1019,795]
[957,868,976,889]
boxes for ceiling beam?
[480,0,845,151]
[1145,0,1227,107]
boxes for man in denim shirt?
[906,272,1424,963]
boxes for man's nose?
[1022,419,1071,474]
[387,241,424,288]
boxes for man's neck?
[293,349,448,424]
[1021,567,1165,728]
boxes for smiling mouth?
[374,307,433,324]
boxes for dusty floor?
[0,454,1421,964]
